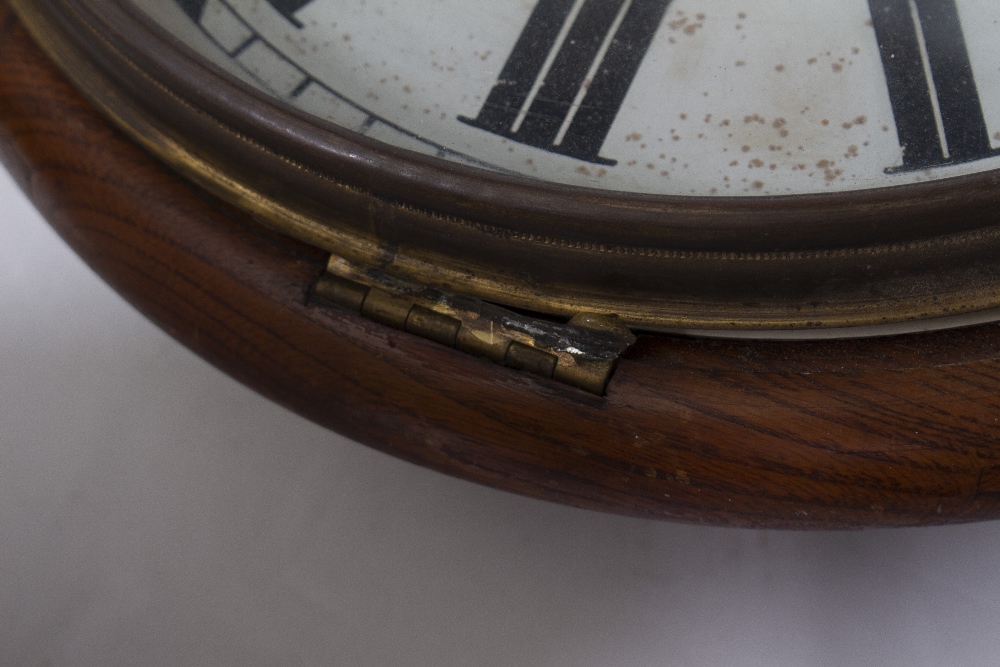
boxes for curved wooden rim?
[6,2,1000,528]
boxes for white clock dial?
[133,0,1000,197]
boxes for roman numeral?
[264,0,314,28]
[176,0,313,26]
[175,0,208,21]
[869,0,999,171]
[459,0,673,165]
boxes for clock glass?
[133,0,1000,197]
[18,0,1000,333]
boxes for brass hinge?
[308,256,636,395]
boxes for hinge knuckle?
[361,287,412,328]
[455,328,511,364]
[553,358,617,396]
[406,305,461,347]
[505,342,557,378]
[312,273,369,312]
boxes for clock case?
[6,0,1000,527]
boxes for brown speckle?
[749,158,764,168]
[775,64,785,72]
[742,145,751,153]
[832,63,843,73]
[752,181,764,189]
[735,60,746,67]
[625,132,642,142]
[576,166,591,175]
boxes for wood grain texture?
[4,2,1000,528]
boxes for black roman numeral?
[264,0,314,28]
[459,0,673,165]
[175,0,207,21]
[869,0,998,172]
[175,0,313,26]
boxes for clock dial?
[134,0,1000,197]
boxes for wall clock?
[5,0,1000,527]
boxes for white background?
[4,164,1000,665]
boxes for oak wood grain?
[4,1,1000,527]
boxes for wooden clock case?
[4,0,1000,528]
